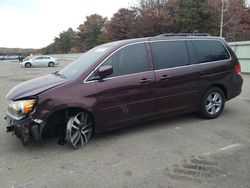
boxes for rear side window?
[192,40,230,63]
[151,41,189,70]
[101,43,148,77]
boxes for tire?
[48,62,54,67]
[65,111,93,149]
[25,63,31,68]
[199,87,225,119]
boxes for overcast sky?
[0,0,137,49]
[1,0,250,49]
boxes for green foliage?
[56,28,78,53]
[77,14,108,50]
[40,0,250,54]
[107,8,138,40]
[134,0,176,37]
[40,28,78,54]
[175,0,214,33]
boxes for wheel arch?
[25,62,32,66]
[46,106,94,122]
[48,61,55,67]
[44,106,96,134]
[199,83,227,109]
[208,84,227,100]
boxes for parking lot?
[0,60,250,188]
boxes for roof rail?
[155,33,210,37]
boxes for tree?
[77,14,107,50]
[57,28,78,53]
[40,0,250,54]
[41,28,79,54]
[107,8,138,40]
[207,0,250,41]
[175,0,215,34]
[134,0,176,37]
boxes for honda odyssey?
[4,34,243,148]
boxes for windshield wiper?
[52,71,67,79]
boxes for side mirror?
[98,65,113,79]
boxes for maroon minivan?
[5,34,243,148]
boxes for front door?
[33,57,43,67]
[91,43,156,131]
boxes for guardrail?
[49,53,83,61]
[229,41,250,73]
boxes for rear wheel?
[48,62,54,67]
[65,111,93,149]
[199,87,225,119]
[25,63,31,68]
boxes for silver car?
[20,56,59,68]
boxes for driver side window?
[101,43,149,78]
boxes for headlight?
[7,99,36,120]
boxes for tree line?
[40,0,250,54]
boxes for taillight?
[234,64,241,74]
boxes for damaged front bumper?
[4,114,45,146]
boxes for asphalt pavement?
[0,60,249,188]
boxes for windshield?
[23,57,31,61]
[59,44,114,80]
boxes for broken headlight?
[7,99,36,120]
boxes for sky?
[0,0,138,49]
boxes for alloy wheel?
[25,63,31,68]
[66,112,93,149]
[48,62,54,67]
[205,92,222,115]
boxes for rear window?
[151,41,189,70]
[192,40,230,63]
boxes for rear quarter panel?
[198,59,241,100]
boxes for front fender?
[31,97,95,121]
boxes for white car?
[20,56,59,68]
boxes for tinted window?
[101,43,148,77]
[192,40,230,63]
[151,41,189,70]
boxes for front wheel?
[199,87,225,119]
[25,63,31,68]
[65,111,93,149]
[48,62,54,67]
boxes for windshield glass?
[23,57,31,61]
[59,44,114,80]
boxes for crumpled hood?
[6,74,68,100]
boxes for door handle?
[139,78,151,84]
[160,75,171,80]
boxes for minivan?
[4,34,243,148]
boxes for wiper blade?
[52,71,67,79]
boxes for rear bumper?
[4,114,44,146]
[226,75,243,100]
